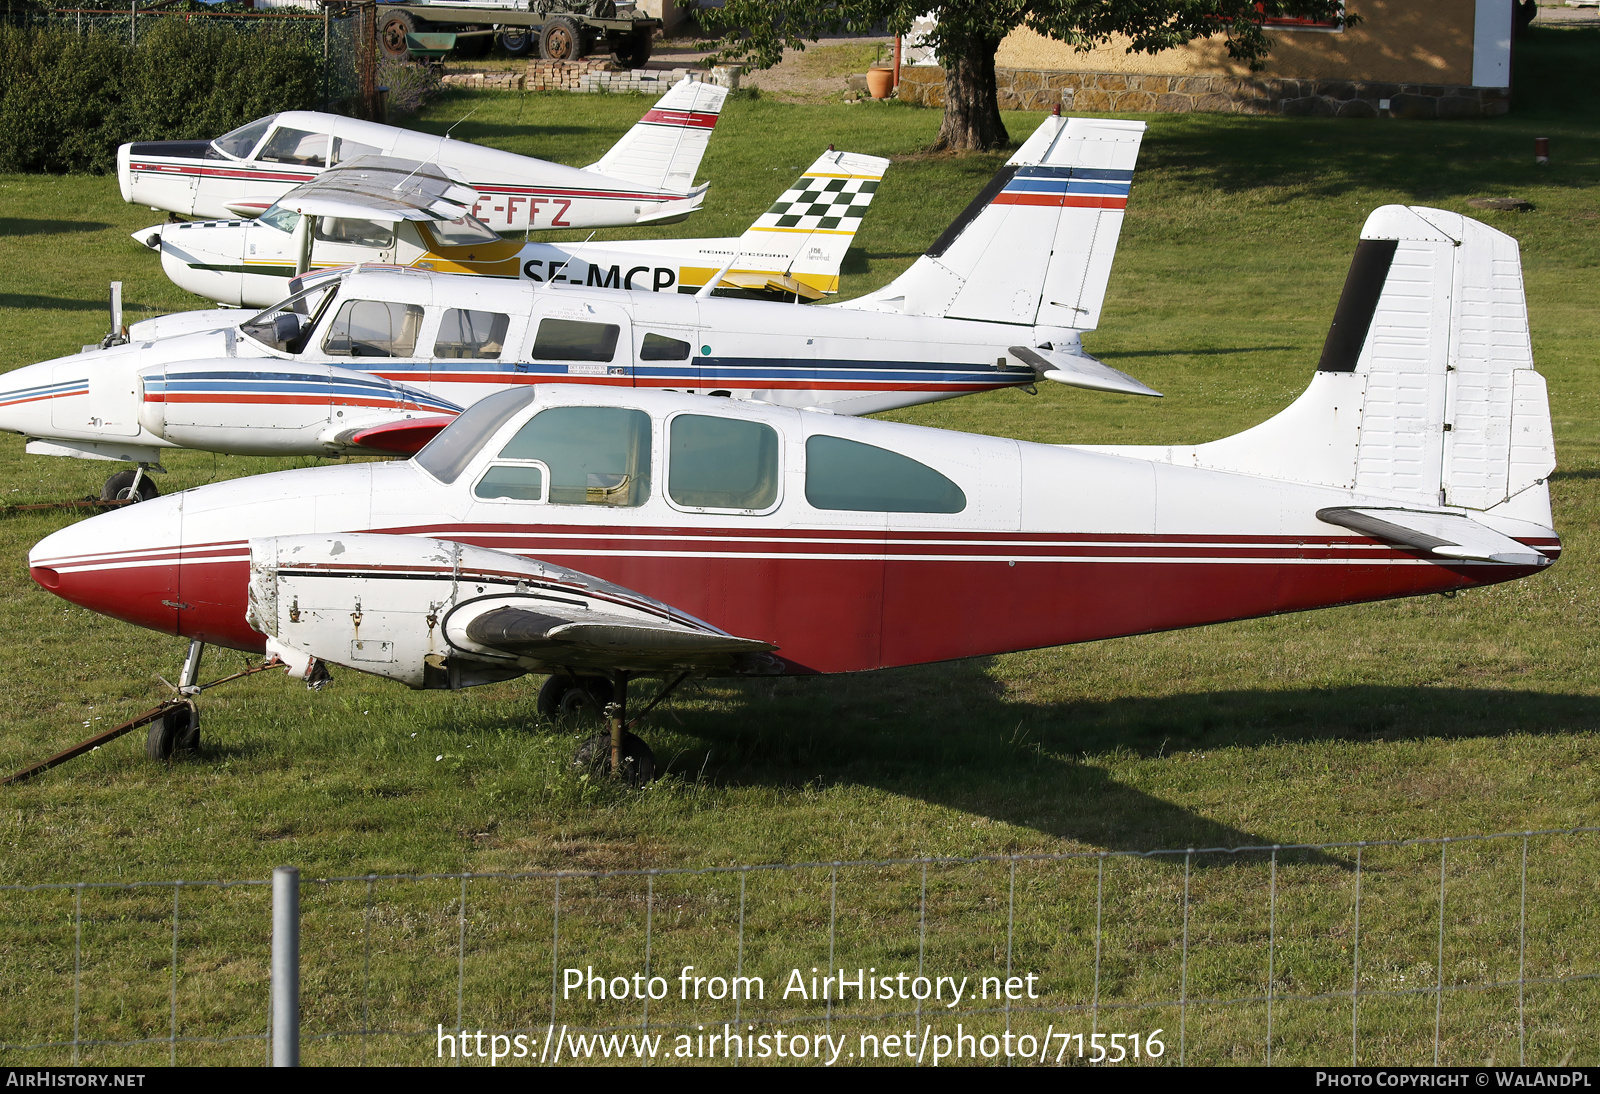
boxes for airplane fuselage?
[28,387,1558,678]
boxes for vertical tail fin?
[835,115,1144,330]
[1139,206,1555,524]
[587,78,729,196]
[720,149,890,296]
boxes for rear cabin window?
[434,309,509,359]
[641,333,691,361]
[256,127,328,167]
[669,415,779,511]
[321,300,424,358]
[804,435,966,514]
[427,216,501,247]
[531,319,619,362]
[314,218,392,248]
[497,406,651,507]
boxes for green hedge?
[0,19,323,174]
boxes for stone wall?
[894,65,1511,119]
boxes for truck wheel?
[539,15,585,62]
[610,27,652,69]
[499,27,534,56]
[379,10,418,62]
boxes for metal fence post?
[272,866,300,1067]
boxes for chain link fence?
[1,827,1597,1066]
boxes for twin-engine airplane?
[28,207,1560,779]
[0,115,1152,500]
[133,148,890,308]
[117,78,728,231]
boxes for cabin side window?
[496,406,651,507]
[640,333,691,361]
[473,462,546,502]
[434,309,510,360]
[330,137,382,164]
[256,127,328,168]
[531,319,619,362]
[668,414,779,511]
[321,300,425,358]
[314,218,393,248]
[804,435,967,514]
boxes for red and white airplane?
[117,78,728,231]
[28,206,1559,777]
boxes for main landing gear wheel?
[538,674,614,722]
[146,704,199,761]
[102,469,158,502]
[572,731,656,785]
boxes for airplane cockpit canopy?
[211,115,279,161]
[239,278,341,354]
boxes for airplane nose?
[30,497,186,637]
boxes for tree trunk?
[930,35,1008,153]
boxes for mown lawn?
[0,27,1596,1065]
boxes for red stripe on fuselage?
[145,393,407,409]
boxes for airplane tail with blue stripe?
[835,115,1144,334]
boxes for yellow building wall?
[996,1,1476,86]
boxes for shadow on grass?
[0,294,118,312]
[1097,345,1297,360]
[0,218,112,236]
[590,662,1600,862]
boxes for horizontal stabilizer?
[1316,507,1551,566]
[465,605,776,666]
[272,155,478,223]
[717,271,823,300]
[635,186,709,224]
[222,200,274,219]
[1011,345,1161,398]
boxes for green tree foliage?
[0,19,321,174]
[698,1,1351,151]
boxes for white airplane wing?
[269,155,479,223]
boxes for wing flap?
[1316,507,1551,566]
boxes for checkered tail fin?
[732,150,890,294]
[588,78,730,195]
[834,116,1144,331]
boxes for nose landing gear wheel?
[146,704,199,761]
[572,731,656,785]
[102,469,159,502]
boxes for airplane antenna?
[445,106,480,139]
[696,252,741,300]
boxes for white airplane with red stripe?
[117,77,728,231]
[26,206,1561,778]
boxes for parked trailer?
[376,0,659,64]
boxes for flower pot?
[866,66,893,99]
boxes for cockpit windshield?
[257,203,301,235]
[414,387,540,483]
[425,215,502,248]
[211,115,277,161]
[239,279,340,353]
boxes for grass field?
[0,27,1597,1065]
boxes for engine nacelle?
[246,534,680,689]
[137,360,455,456]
